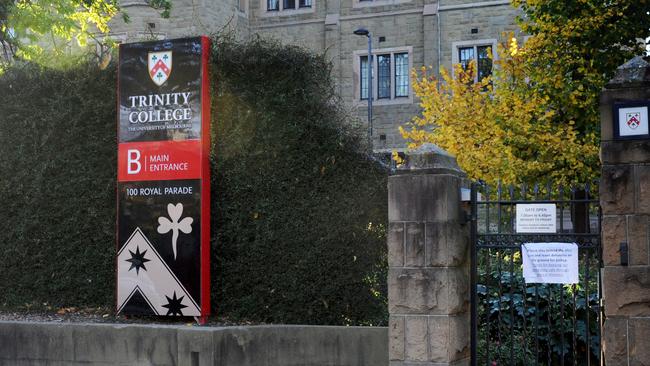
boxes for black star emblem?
[126,246,150,275]
[162,291,187,316]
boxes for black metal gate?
[470,183,602,366]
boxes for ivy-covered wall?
[0,36,388,325]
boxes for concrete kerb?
[0,321,388,366]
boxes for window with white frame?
[452,40,496,83]
[358,49,410,101]
[267,0,311,11]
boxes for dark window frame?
[377,54,391,99]
[360,55,369,101]
[458,46,474,72]
[476,45,492,82]
[267,0,311,11]
[267,0,279,11]
[394,52,409,98]
[456,44,494,83]
[358,50,410,101]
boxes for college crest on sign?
[626,112,641,129]
[148,51,172,86]
[613,103,650,140]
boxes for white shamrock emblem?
[157,203,193,259]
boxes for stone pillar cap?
[606,55,650,89]
[396,143,465,176]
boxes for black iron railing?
[470,183,602,366]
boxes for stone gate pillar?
[387,144,470,366]
[600,56,650,365]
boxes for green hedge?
[0,36,388,325]
[0,63,117,306]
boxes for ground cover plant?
[0,35,388,325]
[477,251,600,365]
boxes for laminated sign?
[521,243,579,284]
[116,37,211,318]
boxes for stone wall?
[0,322,387,366]
[437,4,519,72]
[108,0,522,151]
[108,0,238,41]
[252,0,521,151]
[387,144,470,366]
[600,56,650,366]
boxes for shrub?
[0,36,389,325]
[211,36,387,325]
[0,62,117,306]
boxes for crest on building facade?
[148,51,172,86]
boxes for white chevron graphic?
[117,227,200,316]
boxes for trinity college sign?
[116,37,211,319]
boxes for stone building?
[109,0,521,151]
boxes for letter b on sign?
[127,149,141,174]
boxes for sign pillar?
[116,37,211,322]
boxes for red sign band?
[118,140,202,182]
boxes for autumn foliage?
[401,0,650,186]
[400,37,599,186]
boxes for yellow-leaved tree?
[400,37,599,186]
[0,0,172,70]
[400,0,650,186]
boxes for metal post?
[367,34,373,150]
[470,183,478,366]
[353,27,374,151]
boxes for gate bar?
[470,183,478,366]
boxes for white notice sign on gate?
[521,242,579,284]
[516,204,557,233]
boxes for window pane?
[477,45,493,81]
[360,56,369,100]
[267,0,279,10]
[458,47,474,71]
[299,0,311,7]
[395,52,409,97]
[377,54,391,99]
[283,0,295,9]
[238,0,246,11]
